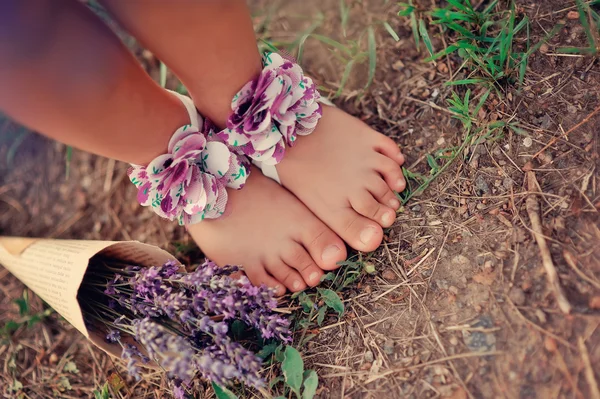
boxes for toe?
[374,154,406,192]
[244,266,286,296]
[282,244,324,286]
[374,135,405,165]
[350,190,396,228]
[300,221,346,271]
[368,175,401,209]
[337,207,383,252]
[265,260,307,292]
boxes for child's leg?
[99,1,407,253]
[0,0,347,294]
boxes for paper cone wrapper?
[0,237,179,357]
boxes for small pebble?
[523,136,533,148]
[364,350,374,363]
[509,287,526,306]
[382,270,398,281]
[383,340,395,355]
[449,336,459,346]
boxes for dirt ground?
[1,1,599,398]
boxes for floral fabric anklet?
[128,92,249,225]
[216,52,323,169]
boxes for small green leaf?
[318,289,345,317]
[275,344,286,363]
[231,320,246,340]
[316,306,327,326]
[282,346,304,395]
[63,361,79,374]
[257,343,278,359]
[302,370,319,399]
[397,3,415,17]
[14,297,28,316]
[9,380,23,392]
[58,376,72,392]
[212,382,238,399]
[298,292,315,312]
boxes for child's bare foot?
[276,106,405,252]
[187,167,347,295]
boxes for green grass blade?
[444,78,487,86]
[310,34,353,56]
[575,0,596,48]
[526,22,564,57]
[340,0,350,37]
[383,21,400,41]
[365,26,377,89]
[447,0,471,13]
[424,44,460,62]
[334,59,355,98]
[482,0,499,17]
[555,46,597,54]
[418,19,434,56]
[159,62,167,88]
[410,13,420,50]
[473,89,491,116]
[518,53,527,87]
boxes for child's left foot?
[276,105,405,252]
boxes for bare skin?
[99,0,406,265]
[0,0,346,294]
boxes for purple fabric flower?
[128,114,250,225]
[218,52,322,166]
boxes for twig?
[563,250,600,290]
[532,103,600,160]
[525,171,572,314]
[578,337,600,399]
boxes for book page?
[0,237,179,357]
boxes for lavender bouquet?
[78,257,292,397]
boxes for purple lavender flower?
[106,330,120,343]
[133,318,195,382]
[121,344,142,381]
[84,258,292,391]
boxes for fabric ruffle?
[217,52,322,166]
[129,119,249,225]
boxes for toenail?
[293,281,302,290]
[309,272,319,283]
[322,245,342,262]
[382,212,394,225]
[389,198,400,209]
[397,179,405,190]
[397,153,405,162]
[360,226,378,245]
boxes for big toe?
[333,208,384,252]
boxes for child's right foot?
[187,167,347,295]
